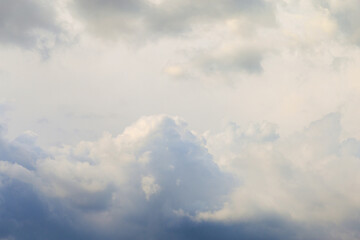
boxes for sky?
[1,0,360,239]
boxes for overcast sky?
[1,0,360,239]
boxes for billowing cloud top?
[1,114,360,239]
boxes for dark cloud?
[0,180,95,240]
[0,179,351,240]
[0,131,45,170]
[0,178,332,240]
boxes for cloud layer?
[70,0,275,39]
[3,0,360,75]
[2,1,360,239]
[1,114,360,239]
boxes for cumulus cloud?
[200,113,360,232]
[0,127,88,239]
[0,115,233,239]
[1,113,360,239]
[67,0,276,76]
[4,1,360,239]
[38,115,230,216]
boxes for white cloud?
[198,113,360,227]
[3,1,360,239]
[1,113,360,238]
[142,175,161,200]
[5,115,230,219]
[0,115,232,238]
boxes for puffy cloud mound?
[200,113,360,239]
[0,115,233,239]
[37,115,230,215]
[1,114,360,239]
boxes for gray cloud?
[35,115,231,215]
[0,0,64,55]
[316,0,360,46]
[70,0,275,40]
[69,0,275,77]
[1,114,360,239]
[198,47,265,74]
[0,115,234,239]
[0,180,95,240]
[0,131,45,170]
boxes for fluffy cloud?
[201,113,360,235]
[39,115,229,213]
[0,115,233,239]
[3,1,360,239]
[1,113,360,239]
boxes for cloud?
[67,0,276,77]
[0,127,91,240]
[1,114,360,239]
[0,130,46,170]
[141,175,161,200]
[200,113,360,229]
[3,1,360,239]
[37,115,230,214]
[197,44,265,74]
[316,0,360,46]
[0,115,233,239]
[0,0,65,56]
[70,0,275,41]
